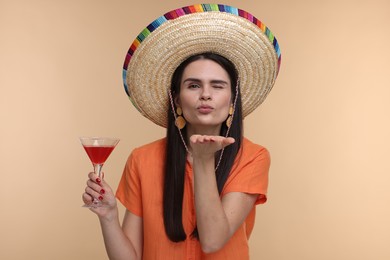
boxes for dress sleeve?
[116,150,143,217]
[222,145,270,205]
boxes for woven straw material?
[124,8,280,128]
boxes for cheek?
[178,94,194,111]
[222,94,232,109]
[216,96,232,117]
[222,103,231,116]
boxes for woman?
[82,4,281,260]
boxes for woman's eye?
[213,85,224,89]
[189,84,200,88]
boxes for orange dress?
[116,137,270,260]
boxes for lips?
[197,105,214,114]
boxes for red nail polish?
[96,178,101,183]
[98,196,103,201]
[100,189,105,195]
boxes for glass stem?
[94,164,103,178]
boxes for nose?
[200,86,211,100]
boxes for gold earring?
[175,107,186,129]
[226,104,234,128]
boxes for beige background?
[1,0,389,259]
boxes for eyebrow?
[182,78,229,85]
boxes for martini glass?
[79,137,120,207]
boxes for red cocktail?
[83,146,115,165]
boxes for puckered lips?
[197,104,214,114]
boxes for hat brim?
[123,4,281,128]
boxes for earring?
[226,104,234,128]
[175,107,186,129]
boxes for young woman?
[82,4,281,260]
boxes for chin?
[190,121,223,129]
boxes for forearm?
[99,212,140,260]
[193,157,230,253]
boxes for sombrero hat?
[123,3,281,128]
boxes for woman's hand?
[82,172,118,221]
[189,135,235,159]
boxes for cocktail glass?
[79,137,120,207]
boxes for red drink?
[83,145,115,165]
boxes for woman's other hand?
[189,135,235,159]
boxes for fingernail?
[96,178,101,183]
[98,196,104,201]
[100,189,105,195]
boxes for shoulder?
[240,137,270,162]
[126,138,166,165]
[229,137,271,174]
[131,138,166,157]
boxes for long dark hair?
[163,52,243,242]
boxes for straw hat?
[123,4,281,128]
